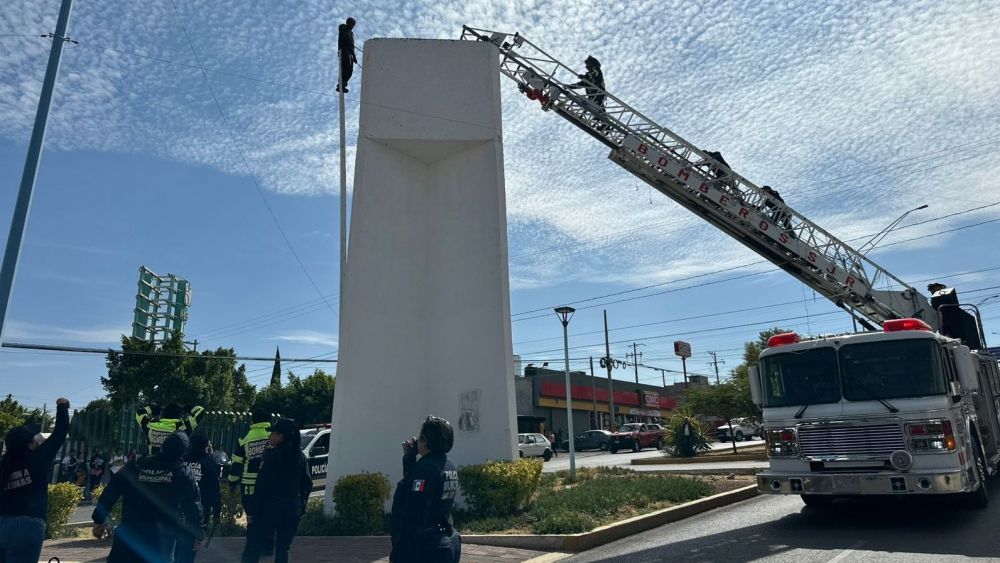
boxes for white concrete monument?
[325,38,517,512]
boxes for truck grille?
[797,423,904,458]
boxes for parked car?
[715,418,760,442]
[609,423,664,453]
[559,430,612,452]
[517,433,553,461]
[301,427,331,480]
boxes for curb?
[463,484,759,552]
[632,453,766,465]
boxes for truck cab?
[751,318,1000,507]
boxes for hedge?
[458,458,542,517]
[332,472,391,535]
[46,483,82,538]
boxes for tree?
[254,369,335,426]
[0,394,26,437]
[103,334,255,411]
[23,407,54,432]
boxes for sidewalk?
[41,536,562,563]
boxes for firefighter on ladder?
[568,55,608,130]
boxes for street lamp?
[555,305,577,480]
[857,204,928,256]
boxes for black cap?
[4,422,42,453]
[267,418,298,437]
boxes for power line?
[0,341,336,362]
[167,0,339,324]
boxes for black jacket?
[255,445,312,514]
[338,23,356,61]
[93,451,205,563]
[390,451,458,560]
[0,403,69,519]
[184,451,221,522]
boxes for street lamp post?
[857,204,928,256]
[555,305,577,480]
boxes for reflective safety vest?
[136,405,205,455]
[228,422,271,496]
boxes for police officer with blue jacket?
[390,416,461,563]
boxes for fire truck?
[458,28,998,505]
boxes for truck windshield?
[839,339,946,400]
[759,347,840,407]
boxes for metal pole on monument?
[0,0,74,343]
[555,306,577,480]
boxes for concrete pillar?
[325,38,516,512]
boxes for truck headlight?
[765,428,797,457]
[906,420,956,452]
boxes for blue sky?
[2,0,1000,411]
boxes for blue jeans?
[0,516,46,563]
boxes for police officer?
[136,403,206,455]
[228,409,273,554]
[176,434,220,563]
[241,419,312,563]
[93,432,205,563]
[390,416,461,563]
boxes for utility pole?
[0,0,75,344]
[603,310,616,431]
[708,351,724,384]
[628,342,642,384]
[589,356,598,430]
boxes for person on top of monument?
[337,17,358,93]
[390,416,461,563]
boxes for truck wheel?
[966,443,989,509]
[632,441,641,453]
[800,494,834,507]
[600,442,608,451]
[656,437,664,450]
[543,449,552,462]
[735,430,745,441]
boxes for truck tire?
[632,440,641,453]
[800,494,834,507]
[966,441,989,509]
[735,430,745,441]
[656,437,664,450]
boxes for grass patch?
[455,467,715,535]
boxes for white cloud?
[5,320,126,345]
[269,330,339,348]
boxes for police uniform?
[93,432,205,563]
[389,451,460,563]
[136,405,205,455]
[229,421,272,550]
[176,444,221,563]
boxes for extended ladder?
[460,26,935,330]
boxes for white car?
[715,418,761,442]
[517,433,553,461]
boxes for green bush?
[663,408,712,457]
[46,483,82,538]
[91,484,123,525]
[458,458,542,517]
[332,472,390,535]
[218,484,246,537]
[533,511,597,534]
[530,474,712,530]
[297,498,341,536]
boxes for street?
[543,439,762,473]
[567,489,1000,562]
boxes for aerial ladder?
[460,26,937,331]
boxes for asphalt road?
[566,488,1000,562]
[543,438,762,473]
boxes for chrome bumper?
[757,469,969,495]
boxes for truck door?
[980,358,1000,459]
[307,432,330,481]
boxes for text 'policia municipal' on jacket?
[184,451,221,522]
[228,421,271,495]
[135,405,205,455]
[390,451,458,560]
[93,444,205,562]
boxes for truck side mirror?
[954,346,979,393]
[749,365,762,406]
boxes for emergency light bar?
[883,318,933,332]
[767,332,801,347]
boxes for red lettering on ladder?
[698,183,709,194]
[738,207,749,218]
[778,232,789,244]
[678,168,690,182]
[759,220,769,232]
[718,195,729,205]
[637,144,648,155]
[657,156,669,167]
[845,276,856,288]
[827,264,836,275]
[807,252,817,263]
